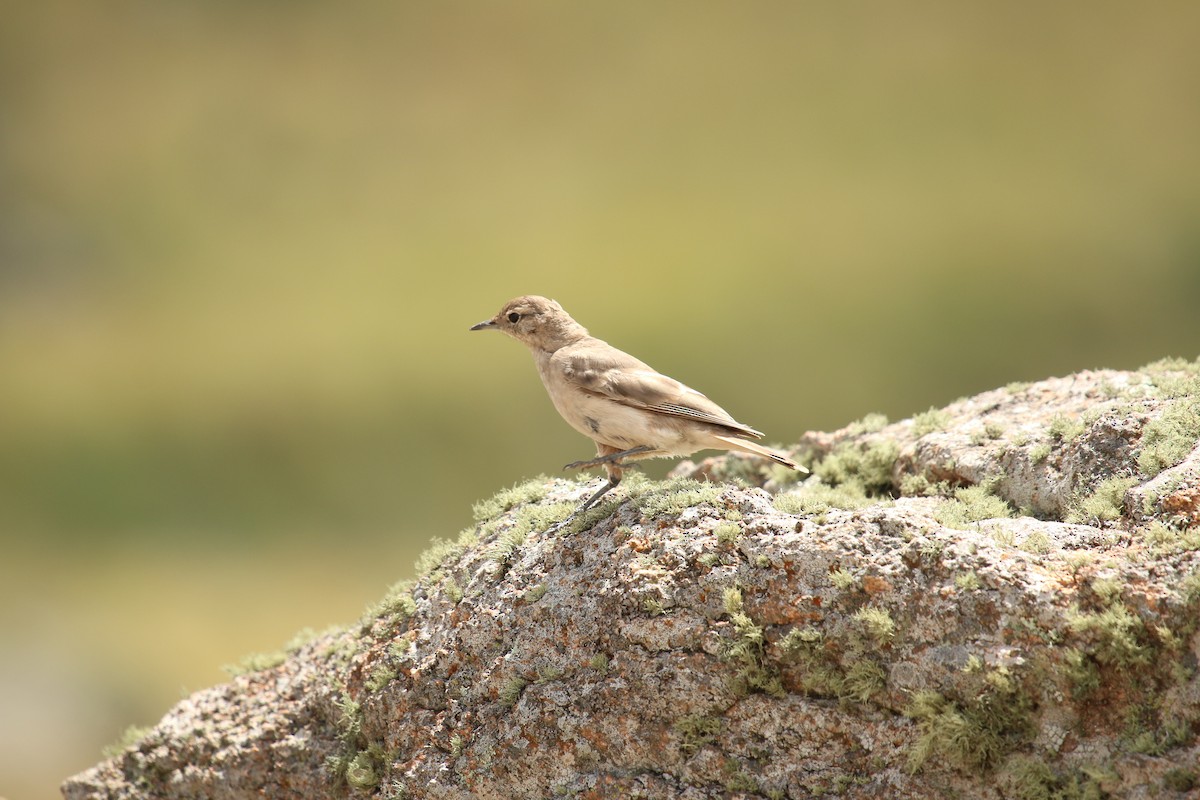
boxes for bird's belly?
[551,391,691,453]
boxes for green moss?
[222,649,287,676]
[336,693,364,742]
[363,579,418,625]
[1127,714,1191,756]
[523,583,548,603]
[998,755,1108,800]
[472,477,551,522]
[905,677,1033,773]
[1163,768,1198,793]
[442,578,463,604]
[1005,381,1032,394]
[852,606,896,646]
[414,536,469,579]
[101,724,153,758]
[778,627,844,698]
[934,485,1013,529]
[773,482,876,515]
[674,713,721,754]
[1089,577,1123,606]
[778,626,823,654]
[842,658,887,702]
[713,521,741,546]
[1029,442,1052,464]
[1067,604,1147,667]
[633,477,723,518]
[642,596,666,616]
[829,568,856,590]
[1138,398,1200,476]
[696,551,721,569]
[1142,521,1200,553]
[589,653,609,672]
[722,759,759,793]
[1047,414,1085,442]
[364,663,397,693]
[535,665,565,684]
[449,732,466,759]
[722,586,784,697]
[846,412,890,435]
[912,407,952,437]
[813,438,899,494]
[1021,531,1052,554]
[1067,476,1136,524]
[1063,647,1100,699]
[955,571,982,591]
[499,676,529,708]
[346,743,387,790]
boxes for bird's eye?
[507,312,521,323]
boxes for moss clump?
[414,535,471,579]
[1062,647,1100,699]
[912,407,952,437]
[499,677,529,708]
[998,755,1110,800]
[713,521,741,546]
[222,649,287,676]
[934,486,1013,529]
[472,477,551,522]
[1067,476,1137,524]
[852,606,896,646]
[1138,398,1200,476]
[364,663,397,693]
[363,579,417,626]
[1066,604,1147,668]
[905,674,1033,773]
[633,477,722,518]
[829,568,856,590]
[1020,531,1052,554]
[1163,768,1198,793]
[845,412,890,435]
[773,482,874,515]
[813,439,899,495]
[101,724,153,758]
[346,743,387,790]
[674,713,722,755]
[1028,442,1052,464]
[842,658,887,702]
[955,571,982,591]
[722,586,784,697]
[1047,414,1085,442]
[778,626,845,698]
[1142,521,1200,554]
[482,499,575,571]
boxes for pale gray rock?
[64,362,1200,799]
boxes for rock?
[64,360,1200,800]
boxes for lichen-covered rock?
[64,361,1200,800]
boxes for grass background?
[3,2,1199,797]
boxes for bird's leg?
[563,444,656,471]
[566,444,629,517]
[578,471,621,512]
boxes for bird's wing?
[558,340,764,438]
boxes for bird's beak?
[469,319,497,331]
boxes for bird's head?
[470,295,587,351]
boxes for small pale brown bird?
[470,295,806,510]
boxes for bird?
[470,295,806,511]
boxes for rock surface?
[64,361,1200,799]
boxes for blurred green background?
[3,2,1199,797]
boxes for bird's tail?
[713,434,808,473]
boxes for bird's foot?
[563,445,656,471]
